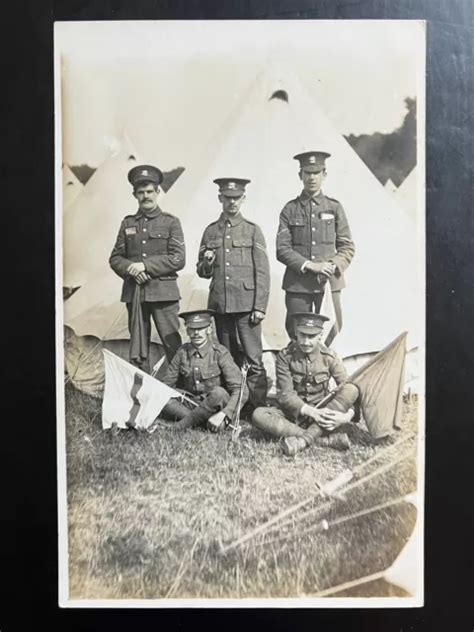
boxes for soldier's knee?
[339,383,359,405]
[206,386,229,407]
[251,407,269,428]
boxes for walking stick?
[227,362,249,440]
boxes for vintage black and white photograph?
[56,19,425,606]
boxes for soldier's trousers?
[127,300,182,369]
[251,383,359,445]
[162,386,230,427]
[214,312,268,407]
[285,291,342,344]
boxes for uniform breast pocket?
[201,366,221,390]
[320,213,336,244]
[179,366,192,379]
[292,374,304,392]
[124,231,140,256]
[149,228,170,254]
[232,238,253,265]
[311,372,329,393]
[205,239,222,267]
[288,218,306,245]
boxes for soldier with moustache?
[109,165,185,369]
[160,309,248,432]
[276,151,355,344]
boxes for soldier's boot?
[282,436,308,456]
[315,432,351,451]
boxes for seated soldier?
[161,309,248,431]
[251,313,360,455]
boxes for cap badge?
[308,156,316,163]
[193,315,201,321]
[228,182,236,189]
[142,169,149,176]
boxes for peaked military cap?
[293,151,331,173]
[179,309,215,329]
[128,164,163,187]
[293,312,329,334]
[213,177,250,197]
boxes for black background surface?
[1,1,473,630]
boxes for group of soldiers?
[109,151,358,456]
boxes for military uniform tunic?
[161,340,248,423]
[196,212,270,407]
[252,341,359,444]
[110,206,185,302]
[276,190,355,339]
[197,212,270,314]
[109,205,186,364]
[276,341,349,421]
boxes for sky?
[55,20,425,169]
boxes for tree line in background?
[69,97,416,190]
[345,97,416,187]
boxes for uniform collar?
[135,204,163,220]
[188,340,213,358]
[299,189,324,206]
[218,212,244,227]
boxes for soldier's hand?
[250,310,265,325]
[306,261,335,277]
[127,262,146,277]
[135,271,149,285]
[207,411,227,432]
[204,249,216,264]
[320,409,354,429]
[301,404,326,424]
[317,409,348,431]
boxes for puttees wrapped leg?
[171,387,230,430]
[161,397,194,421]
[251,407,305,438]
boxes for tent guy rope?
[219,433,416,553]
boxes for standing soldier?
[109,165,185,370]
[251,313,360,456]
[276,151,355,343]
[197,178,270,408]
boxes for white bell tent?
[62,164,84,209]
[62,67,421,395]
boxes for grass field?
[64,383,419,600]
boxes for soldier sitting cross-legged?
[251,313,360,456]
[160,310,248,432]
